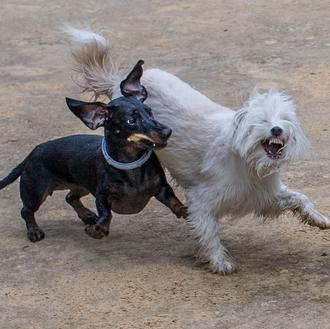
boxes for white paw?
[305,208,330,229]
[313,213,330,229]
[209,258,237,275]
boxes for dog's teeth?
[269,138,284,146]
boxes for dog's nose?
[271,126,283,136]
[161,127,172,139]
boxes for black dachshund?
[0,60,187,242]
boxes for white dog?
[64,27,330,273]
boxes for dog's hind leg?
[187,202,237,274]
[21,207,45,242]
[20,171,50,242]
[65,189,98,225]
[276,186,330,229]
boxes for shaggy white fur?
[64,27,330,274]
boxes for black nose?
[161,127,172,139]
[271,126,283,136]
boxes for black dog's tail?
[0,159,26,190]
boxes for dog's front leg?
[155,184,188,219]
[85,192,112,239]
[276,186,330,229]
[187,205,236,274]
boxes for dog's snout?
[271,126,283,137]
[161,127,172,139]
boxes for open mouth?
[262,137,285,159]
[127,134,167,149]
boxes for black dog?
[0,60,187,242]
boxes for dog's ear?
[234,109,247,127]
[120,59,148,102]
[65,98,109,130]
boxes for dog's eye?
[127,118,136,125]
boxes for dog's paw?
[79,210,98,225]
[27,228,45,242]
[85,224,109,239]
[313,213,330,230]
[305,210,330,230]
[175,206,189,219]
[76,207,98,225]
[209,259,237,275]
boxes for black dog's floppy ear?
[65,98,108,130]
[120,59,148,102]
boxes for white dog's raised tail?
[64,27,329,274]
[64,25,120,99]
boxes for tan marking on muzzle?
[127,133,155,143]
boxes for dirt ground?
[0,1,329,328]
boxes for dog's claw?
[27,228,45,242]
[85,224,109,239]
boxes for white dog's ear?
[120,60,148,102]
[235,109,247,123]
[290,123,310,159]
[234,108,248,128]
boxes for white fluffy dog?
[64,27,330,273]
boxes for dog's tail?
[63,25,121,99]
[0,159,26,190]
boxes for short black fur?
[0,61,187,242]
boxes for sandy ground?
[0,1,329,328]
